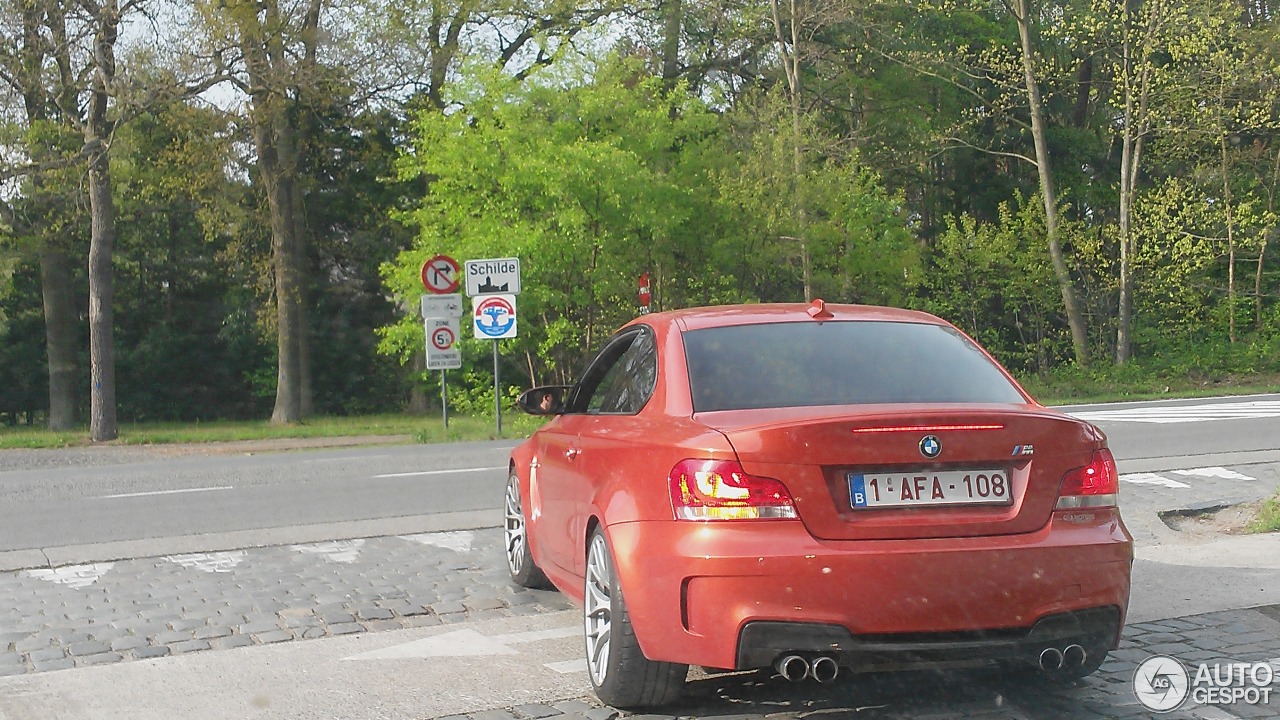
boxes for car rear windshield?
[683,320,1027,412]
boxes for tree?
[0,0,87,430]
[1006,0,1089,365]
[384,61,723,389]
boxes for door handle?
[565,447,581,460]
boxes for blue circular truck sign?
[473,295,517,339]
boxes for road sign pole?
[441,369,449,429]
[493,340,502,436]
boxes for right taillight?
[668,459,797,520]
[1056,448,1119,509]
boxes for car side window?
[574,330,657,415]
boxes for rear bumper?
[605,511,1132,670]
[736,606,1121,669]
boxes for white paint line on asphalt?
[302,454,396,464]
[372,466,505,479]
[1120,473,1192,489]
[544,659,585,674]
[24,562,114,589]
[1169,467,1256,481]
[97,486,234,499]
[399,530,474,553]
[345,625,579,660]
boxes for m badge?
[1012,445,1035,457]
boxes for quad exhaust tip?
[775,654,809,682]
[774,654,839,683]
[1039,647,1064,672]
[810,655,839,683]
[1039,644,1087,673]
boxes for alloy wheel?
[584,531,613,686]
[504,476,527,577]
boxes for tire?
[583,527,687,708]
[504,471,551,589]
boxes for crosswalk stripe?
[1071,400,1280,424]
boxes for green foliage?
[1019,337,1280,403]
[1248,492,1280,534]
[384,58,730,396]
[382,57,916,407]
[715,89,917,305]
[917,198,1071,373]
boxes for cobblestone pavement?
[0,528,571,675]
[440,606,1280,720]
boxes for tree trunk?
[661,0,682,84]
[292,179,313,417]
[1221,134,1236,344]
[87,146,118,441]
[1011,0,1089,365]
[1115,0,1158,364]
[771,0,810,301]
[86,0,120,442]
[39,242,78,430]
[21,2,79,431]
[262,157,304,424]
[408,351,429,414]
[1260,149,1279,330]
[238,0,307,424]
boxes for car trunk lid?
[695,404,1102,540]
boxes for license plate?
[849,470,1012,509]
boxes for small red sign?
[638,272,651,309]
[421,254,461,294]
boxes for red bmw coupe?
[505,302,1132,708]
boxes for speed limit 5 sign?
[425,317,462,370]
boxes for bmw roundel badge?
[919,435,942,459]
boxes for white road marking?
[399,530,474,552]
[1170,467,1256,481]
[345,625,579,660]
[97,486,233,499]
[292,539,365,564]
[1070,400,1280,424]
[373,466,505,479]
[544,659,585,674]
[165,551,248,574]
[24,563,114,589]
[1120,473,1192,489]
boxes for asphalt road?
[1,393,1278,553]
[0,441,518,551]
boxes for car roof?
[633,302,947,332]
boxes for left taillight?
[668,459,797,521]
[1056,448,1120,509]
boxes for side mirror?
[517,385,573,416]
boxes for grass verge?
[0,412,546,450]
[1247,493,1280,534]
[1018,371,1280,406]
